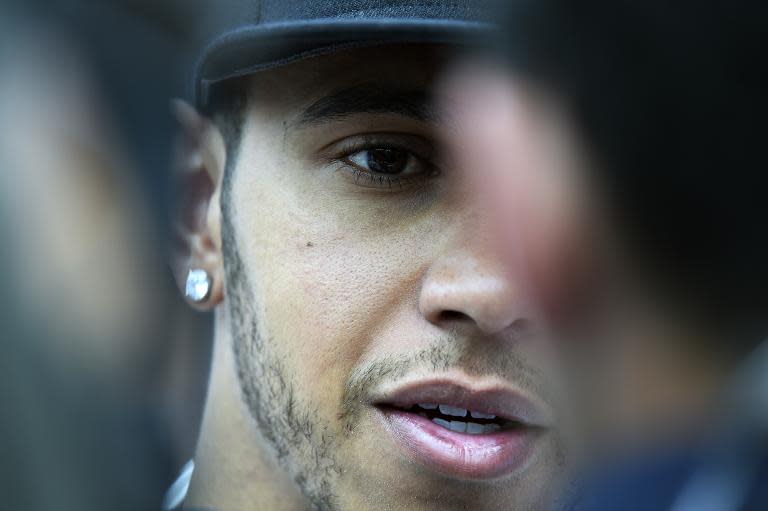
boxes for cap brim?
[195,18,493,108]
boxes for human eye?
[331,134,439,190]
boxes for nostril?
[438,310,472,323]
[433,310,535,337]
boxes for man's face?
[218,46,582,510]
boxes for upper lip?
[371,378,551,428]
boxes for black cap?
[193,0,494,108]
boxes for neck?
[186,308,309,511]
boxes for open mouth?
[381,403,522,435]
[372,380,547,479]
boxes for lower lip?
[377,408,540,480]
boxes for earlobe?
[170,99,227,310]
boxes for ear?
[170,99,227,311]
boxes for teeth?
[431,417,504,435]
[438,405,468,417]
[467,422,484,434]
[433,418,451,429]
[470,411,496,420]
[418,403,438,409]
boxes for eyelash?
[332,136,438,190]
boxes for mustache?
[339,336,550,433]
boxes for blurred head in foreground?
[164,1,626,510]
[439,0,768,459]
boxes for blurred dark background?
[0,1,211,509]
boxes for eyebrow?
[293,82,437,128]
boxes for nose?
[419,246,533,336]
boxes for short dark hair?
[207,79,249,216]
[500,0,768,344]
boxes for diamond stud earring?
[185,269,212,303]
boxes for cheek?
[231,128,447,417]
[248,204,442,416]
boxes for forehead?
[239,44,457,115]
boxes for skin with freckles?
[173,46,587,511]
